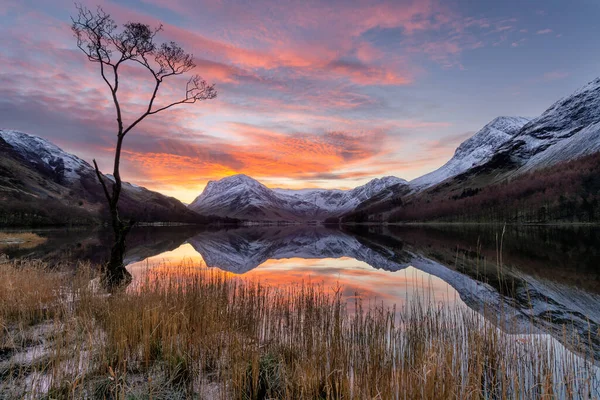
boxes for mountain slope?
[497,77,600,172]
[409,116,530,191]
[0,130,222,226]
[189,174,407,222]
[341,77,600,223]
[408,78,600,193]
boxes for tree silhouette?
[71,4,216,287]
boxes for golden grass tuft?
[0,232,47,249]
[0,259,598,399]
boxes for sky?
[1,0,599,203]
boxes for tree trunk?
[95,132,133,289]
[104,206,132,289]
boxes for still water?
[3,224,600,360]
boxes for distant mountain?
[0,130,228,226]
[188,174,407,222]
[340,77,600,223]
[409,116,531,191]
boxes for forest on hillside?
[341,152,600,224]
[391,152,600,223]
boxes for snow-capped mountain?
[0,129,92,183]
[188,174,305,221]
[188,174,407,221]
[340,77,600,222]
[0,130,213,224]
[495,77,600,172]
[275,176,407,213]
[408,78,600,193]
[409,116,531,191]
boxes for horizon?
[1,0,599,203]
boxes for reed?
[0,259,598,399]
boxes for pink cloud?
[0,0,531,202]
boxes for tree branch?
[121,78,161,136]
[93,159,112,205]
[122,76,215,136]
[148,75,216,115]
[147,98,196,115]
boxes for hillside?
[0,130,233,226]
[409,116,531,191]
[339,77,600,224]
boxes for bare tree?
[71,4,216,287]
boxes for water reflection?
[3,224,600,359]
[129,243,459,315]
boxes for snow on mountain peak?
[496,77,600,170]
[486,116,532,131]
[215,174,260,185]
[366,175,407,188]
[523,77,600,137]
[204,174,264,192]
[189,174,408,221]
[0,129,91,181]
[349,176,408,201]
[196,174,268,202]
[409,116,530,191]
[453,116,531,158]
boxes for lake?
[3,224,600,361]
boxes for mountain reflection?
[187,226,414,274]
[8,224,600,359]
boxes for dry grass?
[0,259,598,399]
[0,232,47,250]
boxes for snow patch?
[189,174,408,221]
[409,116,531,191]
[0,129,91,181]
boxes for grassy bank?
[0,260,598,399]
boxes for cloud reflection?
[128,243,461,314]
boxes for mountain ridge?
[3,77,599,225]
[409,116,531,191]
[0,129,232,226]
[338,76,600,223]
[188,174,408,222]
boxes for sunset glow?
[127,243,460,310]
[1,0,598,202]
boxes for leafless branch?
[93,159,112,204]
[148,75,217,115]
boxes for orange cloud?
[2,0,505,204]
[121,125,385,183]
